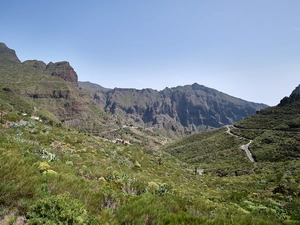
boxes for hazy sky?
[1,1,299,106]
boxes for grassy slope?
[164,127,253,175]
[1,108,300,224]
[163,101,300,224]
[233,101,300,162]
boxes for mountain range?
[80,81,267,136]
[79,81,267,137]
[0,42,267,139]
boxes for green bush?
[37,162,50,172]
[26,192,89,225]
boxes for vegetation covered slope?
[0,43,183,151]
[232,85,300,162]
[163,86,300,224]
[1,95,299,224]
[0,43,117,134]
[1,107,299,224]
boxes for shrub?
[7,216,16,225]
[26,192,89,225]
[37,162,50,173]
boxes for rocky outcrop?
[0,42,21,64]
[45,61,78,86]
[81,82,268,134]
[0,43,78,87]
[278,84,300,106]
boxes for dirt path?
[225,125,255,163]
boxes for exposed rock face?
[0,42,21,64]
[290,84,300,99]
[279,84,300,106]
[45,61,78,86]
[81,82,268,134]
[0,43,78,86]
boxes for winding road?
[225,125,255,163]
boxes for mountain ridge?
[1,42,267,138]
[79,81,268,135]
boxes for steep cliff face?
[80,82,268,134]
[45,61,78,86]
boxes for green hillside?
[232,87,300,162]
[0,42,299,224]
[163,86,300,224]
[1,93,300,224]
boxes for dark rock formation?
[80,82,268,134]
[45,61,78,86]
[278,84,300,106]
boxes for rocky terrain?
[80,81,268,135]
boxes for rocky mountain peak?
[0,42,21,64]
[291,84,300,95]
[45,61,78,86]
[278,84,300,106]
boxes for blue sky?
[1,0,299,106]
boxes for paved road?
[240,140,255,162]
[225,125,255,163]
[225,125,239,137]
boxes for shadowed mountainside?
[79,81,268,136]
